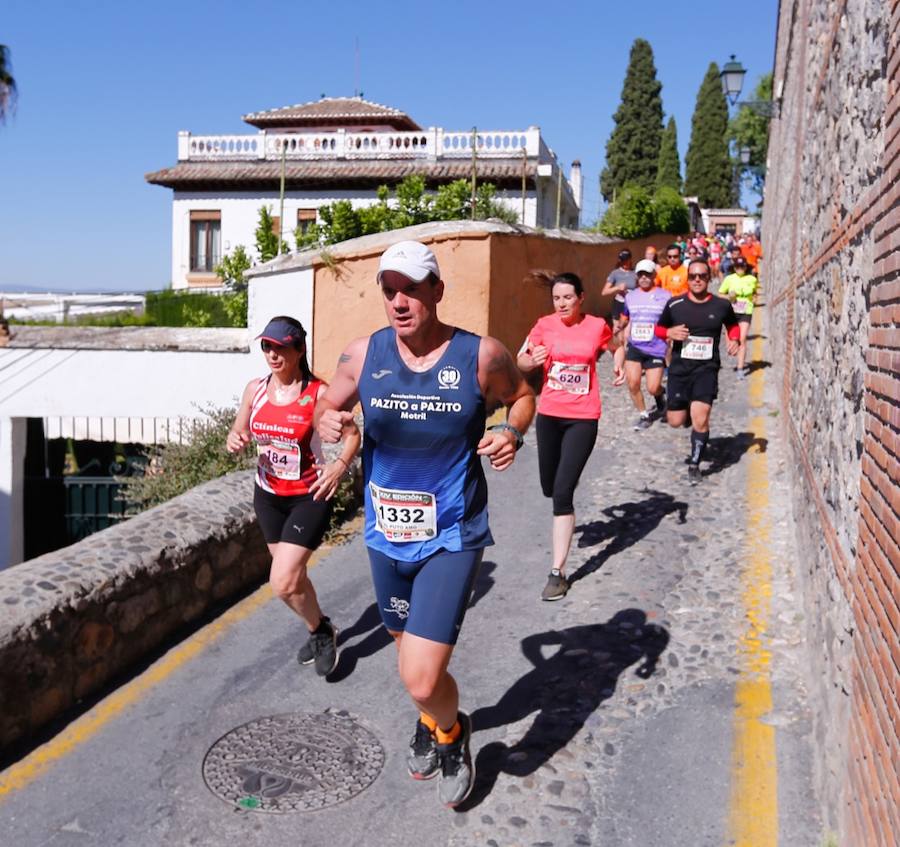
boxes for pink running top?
[526,314,612,420]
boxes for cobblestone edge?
[0,469,267,750]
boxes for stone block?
[75,621,116,663]
[193,562,213,593]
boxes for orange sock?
[435,720,461,745]
[419,712,437,732]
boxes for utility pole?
[278,141,286,251]
[555,161,563,229]
[521,146,527,225]
[471,127,478,220]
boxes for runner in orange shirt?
[656,244,690,297]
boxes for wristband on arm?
[488,423,524,451]
[654,325,669,339]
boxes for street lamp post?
[720,55,782,118]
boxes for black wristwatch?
[488,423,524,451]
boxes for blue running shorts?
[367,547,484,645]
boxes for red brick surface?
[767,3,900,844]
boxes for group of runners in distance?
[226,235,758,808]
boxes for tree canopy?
[684,62,734,208]
[0,45,18,124]
[656,116,682,192]
[295,175,517,249]
[600,39,664,202]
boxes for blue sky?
[0,1,777,292]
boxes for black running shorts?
[625,346,666,369]
[253,485,332,549]
[666,367,719,411]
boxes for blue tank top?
[358,327,493,561]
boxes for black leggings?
[535,413,598,516]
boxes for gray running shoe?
[634,413,652,430]
[308,617,339,677]
[736,368,746,380]
[437,712,474,807]
[407,719,439,780]
[296,636,315,666]
[541,569,569,601]
[688,465,702,485]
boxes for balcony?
[177,127,546,163]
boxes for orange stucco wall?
[310,229,672,380]
[485,233,665,355]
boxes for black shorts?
[735,314,752,324]
[253,485,332,549]
[611,296,626,321]
[666,367,719,410]
[625,346,666,369]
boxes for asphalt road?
[1,307,822,846]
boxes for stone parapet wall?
[0,470,267,751]
[764,2,899,845]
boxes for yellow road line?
[727,309,779,845]
[0,583,276,797]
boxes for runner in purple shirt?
[614,259,671,430]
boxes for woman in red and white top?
[517,273,622,601]
[227,315,360,676]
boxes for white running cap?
[377,240,440,284]
[635,259,658,275]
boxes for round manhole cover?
[202,710,385,813]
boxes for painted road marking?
[727,307,779,845]
[0,523,355,799]
[0,585,274,797]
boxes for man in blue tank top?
[315,240,535,808]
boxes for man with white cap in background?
[315,240,535,808]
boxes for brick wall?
[764,2,899,844]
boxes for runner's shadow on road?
[329,603,393,682]
[468,560,497,610]
[568,490,688,585]
[745,360,772,373]
[703,432,768,479]
[460,609,670,810]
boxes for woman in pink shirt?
[517,272,621,601]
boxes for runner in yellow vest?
[718,257,758,378]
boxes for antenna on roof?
[354,36,361,98]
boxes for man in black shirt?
[655,259,740,484]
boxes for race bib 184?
[369,483,437,542]
[257,438,301,480]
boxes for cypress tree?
[684,62,734,207]
[656,116,682,192]
[600,39,664,202]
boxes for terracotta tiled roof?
[242,97,421,130]
[145,159,537,190]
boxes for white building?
[146,96,582,289]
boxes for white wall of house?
[1,349,259,420]
[247,266,315,365]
